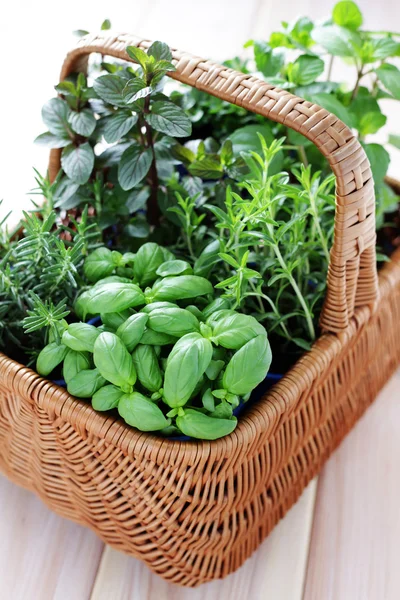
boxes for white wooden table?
[0,1,399,598]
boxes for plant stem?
[363,30,400,36]
[308,194,330,263]
[271,240,316,341]
[143,98,160,226]
[297,145,309,167]
[351,63,364,102]
[326,55,334,82]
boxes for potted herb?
[0,1,399,586]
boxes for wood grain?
[303,370,400,600]
[0,476,104,600]
[90,480,316,600]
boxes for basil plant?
[32,242,272,440]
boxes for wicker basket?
[1,33,400,587]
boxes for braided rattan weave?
[0,34,399,586]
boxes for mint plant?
[239,1,400,224]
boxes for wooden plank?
[303,370,400,600]
[90,479,316,600]
[0,475,104,600]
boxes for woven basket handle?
[50,32,379,333]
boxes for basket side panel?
[0,254,399,586]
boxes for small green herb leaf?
[118,143,153,190]
[145,101,192,137]
[94,332,137,388]
[376,64,400,100]
[68,109,96,136]
[332,1,363,30]
[93,74,127,107]
[118,392,170,431]
[103,110,137,143]
[42,98,70,136]
[61,142,94,184]
[92,384,124,411]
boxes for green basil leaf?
[118,392,170,431]
[145,101,192,137]
[104,110,138,143]
[176,409,237,440]
[118,143,153,190]
[211,400,234,419]
[61,142,94,185]
[156,260,192,277]
[94,332,136,388]
[42,98,70,135]
[36,342,68,376]
[84,282,145,315]
[92,384,124,411]
[205,308,237,329]
[332,1,363,30]
[376,64,400,100]
[202,298,231,320]
[84,247,116,282]
[140,328,177,345]
[363,143,390,184]
[202,388,215,412]
[292,55,325,85]
[147,41,173,62]
[151,275,213,302]
[163,333,213,407]
[67,368,106,398]
[205,359,225,381]
[193,240,221,277]
[62,323,101,353]
[312,25,361,57]
[34,132,70,148]
[101,310,132,331]
[93,74,127,107]
[147,307,200,337]
[132,344,163,392]
[223,334,272,395]
[141,302,179,313]
[68,109,96,136]
[116,313,148,352]
[133,242,165,286]
[185,305,205,321]
[63,349,91,384]
[211,312,266,349]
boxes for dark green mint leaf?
[118,143,153,190]
[103,110,138,143]
[93,75,127,107]
[145,101,192,137]
[68,109,96,136]
[61,142,95,184]
[34,132,70,148]
[42,98,70,136]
